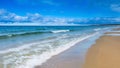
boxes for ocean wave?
[0,31,49,39]
[94,28,101,31]
[51,30,70,33]
[0,33,99,68]
[0,34,69,54]
[17,33,99,68]
[0,30,71,39]
[0,34,73,68]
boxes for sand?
[84,35,120,68]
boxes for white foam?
[105,34,120,36]
[17,32,99,68]
[94,28,101,31]
[51,30,70,33]
[0,35,68,54]
[108,31,120,32]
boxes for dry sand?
[84,35,120,68]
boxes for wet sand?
[35,36,97,68]
[105,32,120,34]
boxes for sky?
[0,0,120,25]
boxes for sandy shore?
[84,33,120,68]
[35,29,120,68]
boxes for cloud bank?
[0,9,120,25]
[0,9,78,25]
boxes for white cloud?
[111,4,120,12]
[0,9,120,25]
[0,9,78,25]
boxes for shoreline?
[34,33,101,68]
[84,34,120,68]
[35,28,120,68]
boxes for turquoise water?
[0,26,103,50]
[0,26,115,68]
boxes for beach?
[84,31,120,68]
[35,28,120,68]
[0,0,120,68]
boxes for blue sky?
[1,0,120,17]
[0,0,120,25]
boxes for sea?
[0,25,117,68]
